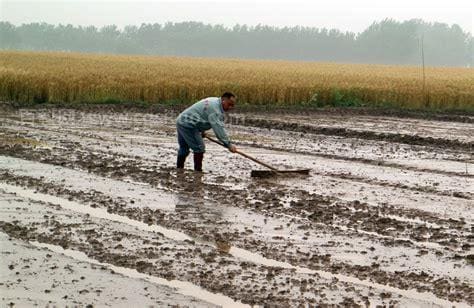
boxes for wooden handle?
[204,135,279,172]
[233,149,279,171]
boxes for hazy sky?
[1,0,473,34]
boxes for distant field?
[0,51,473,110]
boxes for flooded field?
[0,107,473,307]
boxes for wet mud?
[0,107,473,306]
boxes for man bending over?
[176,92,237,171]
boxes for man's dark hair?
[221,92,235,99]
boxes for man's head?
[221,92,236,112]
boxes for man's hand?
[229,145,237,153]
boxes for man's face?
[222,96,236,112]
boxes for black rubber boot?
[193,152,204,171]
[177,155,187,169]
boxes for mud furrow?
[230,116,473,151]
[234,113,474,142]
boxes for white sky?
[1,0,473,34]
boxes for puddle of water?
[30,240,248,308]
[390,158,473,176]
[0,232,217,307]
[257,150,473,196]
[0,155,179,211]
[279,175,473,222]
[1,183,190,242]
[334,224,448,251]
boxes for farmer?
[176,92,237,171]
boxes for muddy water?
[0,232,218,307]
[1,108,473,306]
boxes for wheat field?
[0,51,473,110]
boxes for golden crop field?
[0,50,473,110]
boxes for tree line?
[0,19,472,67]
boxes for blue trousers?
[177,124,205,156]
